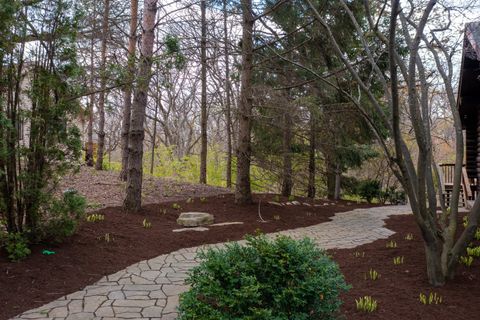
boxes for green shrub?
[178,235,349,320]
[379,186,406,205]
[357,179,381,203]
[341,176,360,196]
[3,232,31,262]
[40,189,86,243]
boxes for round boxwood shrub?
[178,235,350,320]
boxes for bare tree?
[95,0,111,170]
[307,106,316,198]
[120,0,139,181]
[223,0,233,188]
[281,91,293,197]
[85,1,98,167]
[124,0,158,212]
[235,0,254,204]
[305,0,480,285]
[199,0,208,184]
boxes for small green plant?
[143,219,152,229]
[172,203,181,210]
[178,235,350,319]
[365,269,380,281]
[460,255,473,267]
[186,197,193,204]
[4,232,31,262]
[475,228,480,241]
[405,233,414,240]
[273,194,280,202]
[200,197,207,203]
[393,256,404,265]
[356,296,378,313]
[103,233,112,243]
[87,202,103,210]
[288,195,295,201]
[467,246,480,257]
[86,213,105,222]
[463,216,468,228]
[353,251,365,258]
[386,240,397,248]
[419,292,443,305]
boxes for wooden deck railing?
[439,163,476,205]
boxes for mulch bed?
[3,195,477,320]
[334,213,480,320]
[0,194,371,320]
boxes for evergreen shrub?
[2,232,31,262]
[178,235,349,320]
[39,189,86,243]
[357,179,381,203]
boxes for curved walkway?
[12,205,411,320]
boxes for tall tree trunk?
[326,159,336,200]
[235,0,254,204]
[150,98,158,175]
[95,0,110,170]
[120,0,139,181]
[307,109,316,199]
[123,0,158,212]
[85,1,97,167]
[199,0,208,184]
[334,164,341,200]
[223,0,232,188]
[281,102,293,197]
[422,230,446,286]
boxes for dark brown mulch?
[333,213,480,320]
[0,194,371,320]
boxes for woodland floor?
[58,166,230,210]
[1,167,479,319]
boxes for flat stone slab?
[177,212,214,227]
[172,227,209,232]
[268,201,284,206]
[210,222,244,227]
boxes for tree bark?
[334,164,341,200]
[85,1,97,167]
[123,0,158,212]
[326,159,336,200]
[307,108,316,199]
[120,0,139,181]
[235,0,254,204]
[281,102,293,197]
[199,0,208,184]
[95,0,110,171]
[223,0,232,189]
[150,95,158,175]
[424,239,446,286]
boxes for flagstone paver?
[11,205,410,320]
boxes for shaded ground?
[0,194,370,320]
[59,166,230,209]
[335,213,480,320]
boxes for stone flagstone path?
[12,205,410,320]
